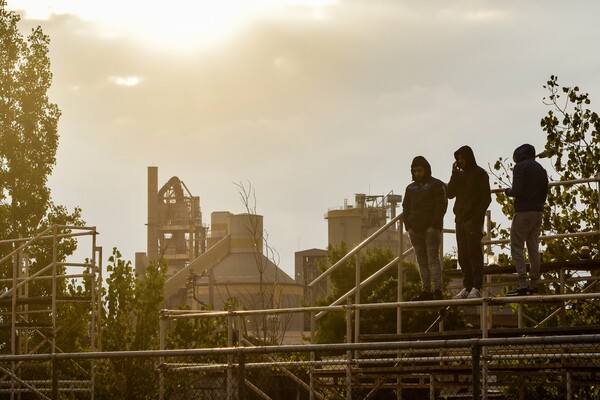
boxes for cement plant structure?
[137,167,303,320]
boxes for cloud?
[108,76,142,87]
[22,1,600,275]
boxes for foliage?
[0,3,85,357]
[163,303,230,399]
[491,75,600,262]
[490,76,600,335]
[315,245,466,343]
[95,248,167,400]
[166,304,228,350]
[362,260,466,335]
[0,0,63,240]
[315,245,397,343]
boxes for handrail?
[164,234,231,295]
[311,175,599,291]
[314,247,414,320]
[0,225,97,267]
[159,291,600,320]
[485,230,600,246]
[305,175,600,342]
[490,176,600,193]
[308,213,402,288]
[0,226,54,266]
[0,225,98,245]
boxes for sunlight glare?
[9,0,338,52]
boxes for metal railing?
[2,333,600,399]
[0,225,101,400]
[308,176,600,341]
[1,176,598,399]
[155,296,600,400]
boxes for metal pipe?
[472,344,481,400]
[397,218,404,335]
[315,249,413,320]
[2,334,599,361]
[345,299,352,400]
[309,213,402,288]
[354,252,361,345]
[159,291,600,320]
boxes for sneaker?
[467,288,482,298]
[527,286,539,295]
[433,289,444,300]
[506,287,530,296]
[412,291,433,301]
[453,288,470,299]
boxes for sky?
[6,0,600,278]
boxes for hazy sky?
[7,1,600,277]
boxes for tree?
[95,248,167,399]
[492,75,600,263]
[487,79,600,400]
[0,2,85,355]
[0,0,61,240]
[315,245,466,343]
[490,77,600,336]
[232,181,295,345]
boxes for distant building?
[326,193,407,255]
[137,167,302,321]
[293,193,411,307]
[294,248,328,300]
[140,166,206,278]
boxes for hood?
[513,143,536,163]
[410,156,432,181]
[453,145,477,170]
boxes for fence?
[0,177,598,399]
[153,291,600,400]
[1,324,599,399]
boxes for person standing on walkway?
[505,144,548,296]
[447,146,491,299]
[402,156,448,300]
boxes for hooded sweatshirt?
[507,144,548,212]
[402,156,448,232]
[447,146,491,224]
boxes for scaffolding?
[0,225,101,399]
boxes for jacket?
[402,156,448,232]
[507,144,548,212]
[447,146,491,224]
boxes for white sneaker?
[467,288,482,298]
[453,288,470,299]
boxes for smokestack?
[147,166,159,262]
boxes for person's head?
[411,156,431,182]
[456,153,467,170]
[454,145,477,170]
[512,144,536,163]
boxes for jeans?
[510,211,542,289]
[455,219,484,290]
[408,228,443,292]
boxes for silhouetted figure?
[403,156,448,301]
[447,146,491,299]
[505,144,548,296]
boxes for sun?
[9,0,338,52]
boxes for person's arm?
[506,162,525,198]
[429,181,448,229]
[447,168,460,199]
[402,187,412,230]
[476,170,492,219]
